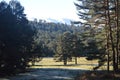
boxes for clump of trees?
[54,30,87,65]
[75,0,120,72]
[0,0,39,75]
[29,19,82,57]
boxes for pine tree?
[75,0,120,71]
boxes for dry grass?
[30,57,112,70]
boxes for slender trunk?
[32,57,35,66]
[63,54,67,65]
[118,1,120,66]
[105,0,110,72]
[115,0,119,70]
[119,57,120,64]
[64,59,67,65]
[106,33,110,72]
[107,0,117,71]
[107,51,110,71]
[75,57,77,65]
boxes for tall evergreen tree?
[0,0,36,75]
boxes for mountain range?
[46,18,73,25]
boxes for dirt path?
[1,68,87,80]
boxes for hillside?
[29,20,82,57]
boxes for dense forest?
[0,0,120,78]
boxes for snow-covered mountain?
[46,18,72,25]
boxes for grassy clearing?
[31,57,112,70]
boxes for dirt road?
[1,68,87,80]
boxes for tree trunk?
[109,10,117,72]
[119,56,120,65]
[106,0,117,72]
[107,52,110,72]
[63,54,67,65]
[32,60,35,66]
[75,57,77,65]
[115,0,119,70]
[106,33,110,72]
[105,0,110,72]
[63,58,67,65]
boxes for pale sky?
[5,0,79,21]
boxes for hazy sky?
[5,0,79,21]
